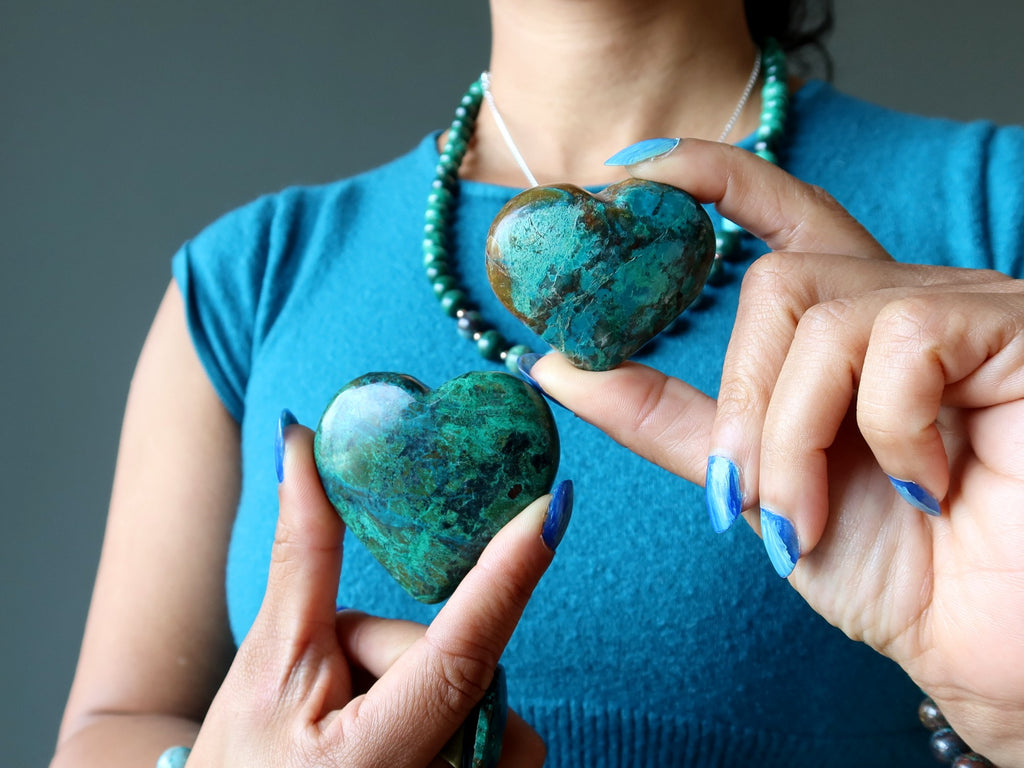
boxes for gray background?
[3,2,1022,765]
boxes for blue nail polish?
[888,476,941,516]
[604,137,680,166]
[275,408,298,483]
[517,352,567,411]
[542,480,574,551]
[706,456,742,533]
[760,507,799,578]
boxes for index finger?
[614,138,889,260]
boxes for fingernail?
[275,408,298,483]
[517,352,567,410]
[542,479,574,551]
[706,456,742,533]
[888,476,941,516]
[604,137,680,166]
[760,507,799,578]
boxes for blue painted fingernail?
[517,352,567,411]
[760,507,799,578]
[275,408,298,483]
[604,137,680,166]
[706,456,742,533]
[542,480,574,551]
[888,476,941,516]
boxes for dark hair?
[745,0,834,76]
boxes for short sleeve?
[171,195,276,422]
[984,124,1024,278]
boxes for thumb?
[257,409,345,640]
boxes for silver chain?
[480,50,763,188]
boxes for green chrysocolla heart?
[486,178,715,371]
[313,371,559,603]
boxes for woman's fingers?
[757,283,1024,575]
[252,414,346,660]
[525,354,717,485]
[618,138,889,259]
[332,484,572,767]
[857,287,1024,507]
[336,612,547,768]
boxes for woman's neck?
[459,0,758,187]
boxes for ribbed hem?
[516,699,929,768]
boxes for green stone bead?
[762,81,788,103]
[441,288,469,316]
[503,344,532,374]
[423,243,447,262]
[706,256,730,286]
[719,216,743,234]
[755,148,778,165]
[444,137,468,157]
[756,118,784,141]
[424,253,449,271]
[427,188,452,208]
[425,263,450,282]
[715,229,741,258]
[432,275,458,297]
[477,330,507,361]
[424,206,444,225]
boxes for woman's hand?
[526,139,1024,764]
[187,418,569,767]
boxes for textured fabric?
[171,80,1024,767]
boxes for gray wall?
[3,2,1022,765]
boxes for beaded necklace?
[423,39,789,372]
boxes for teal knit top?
[172,80,1024,767]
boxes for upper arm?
[59,281,240,739]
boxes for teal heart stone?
[486,179,715,370]
[313,371,559,603]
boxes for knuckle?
[626,376,706,457]
[871,296,947,355]
[716,376,768,422]
[794,298,859,350]
[422,638,493,721]
[738,252,810,323]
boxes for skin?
[52,0,1024,765]
[528,140,1024,766]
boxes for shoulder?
[786,81,1024,273]
[184,133,439,259]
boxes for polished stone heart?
[313,371,559,603]
[486,179,715,370]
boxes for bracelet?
[156,746,191,768]
[919,697,995,766]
